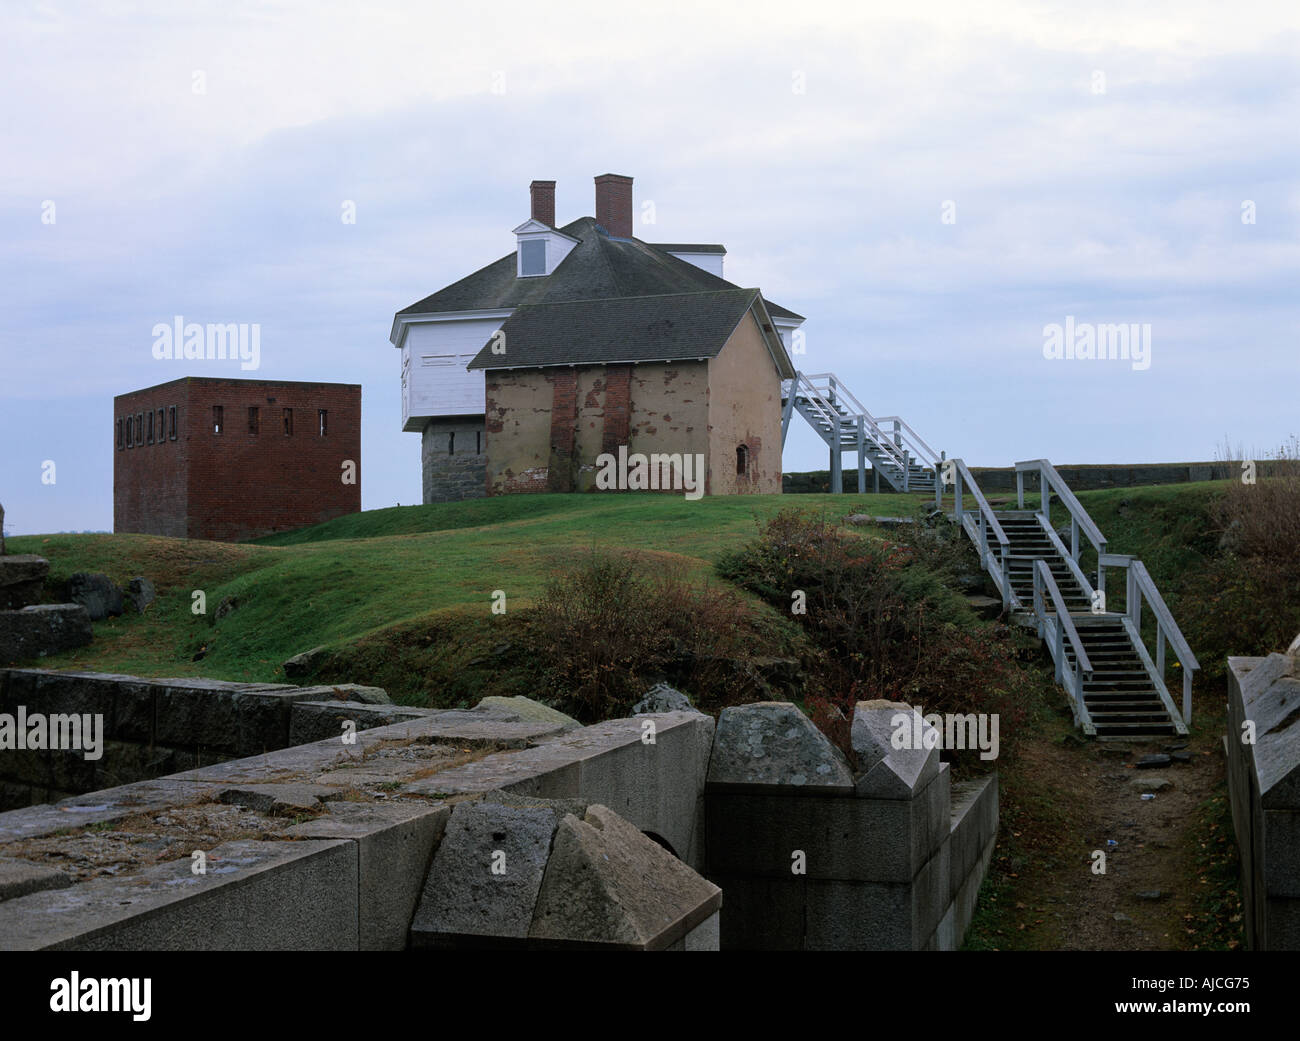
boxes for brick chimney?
[594,173,633,238]
[530,180,556,227]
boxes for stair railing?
[875,414,943,475]
[948,458,1014,610]
[785,372,915,476]
[1032,559,1095,735]
[1097,552,1200,727]
[1015,459,1108,591]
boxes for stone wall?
[783,461,1286,496]
[1226,653,1300,949]
[421,417,487,503]
[0,680,720,950]
[0,669,396,810]
[704,701,997,950]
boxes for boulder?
[0,554,49,609]
[0,603,93,661]
[212,595,239,622]
[707,701,854,793]
[632,682,700,715]
[67,572,123,620]
[125,576,155,614]
[474,695,580,729]
[283,644,330,678]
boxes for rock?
[530,804,721,948]
[0,603,93,661]
[218,783,335,815]
[125,576,155,614]
[632,682,700,715]
[1135,754,1172,769]
[964,594,1002,620]
[869,516,915,530]
[845,513,872,526]
[850,700,940,798]
[1135,890,1164,901]
[708,701,854,793]
[955,571,985,592]
[410,799,569,942]
[0,857,73,901]
[1170,750,1192,763]
[213,595,239,622]
[1131,776,1173,792]
[474,695,580,729]
[1113,912,1133,923]
[292,683,392,705]
[0,554,50,609]
[1163,743,1189,752]
[283,645,330,678]
[67,572,123,620]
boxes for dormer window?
[520,239,546,276]
[514,218,578,278]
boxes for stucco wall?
[707,311,783,495]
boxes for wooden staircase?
[780,372,942,494]
[950,458,1197,739]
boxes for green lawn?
[7,491,928,684]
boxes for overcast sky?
[2,0,1298,535]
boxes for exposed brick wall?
[113,377,360,542]
[546,370,578,493]
[600,364,632,456]
[421,418,486,503]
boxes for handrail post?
[1070,517,1080,562]
[1128,568,1140,629]
[978,513,988,568]
[1097,540,1107,600]
[1016,468,1025,509]
[954,474,963,521]
[1183,671,1193,728]
[1000,547,1010,610]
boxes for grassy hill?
[10,478,1279,710]
[6,492,925,692]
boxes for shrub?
[718,508,1041,767]
[1184,436,1300,673]
[524,549,779,721]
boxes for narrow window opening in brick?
[736,444,749,476]
[212,405,224,435]
[123,417,131,449]
[248,406,259,434]
[318,409,327,436]
[283,408,293,435]
[168,406,177,440]
[147,410,154,444]
[116,418,124,451]
[449,432,454,455]
[136,413,144,444]
[157,408,165,443]
[476,430,481,454]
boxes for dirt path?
[997,721,1226,950]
